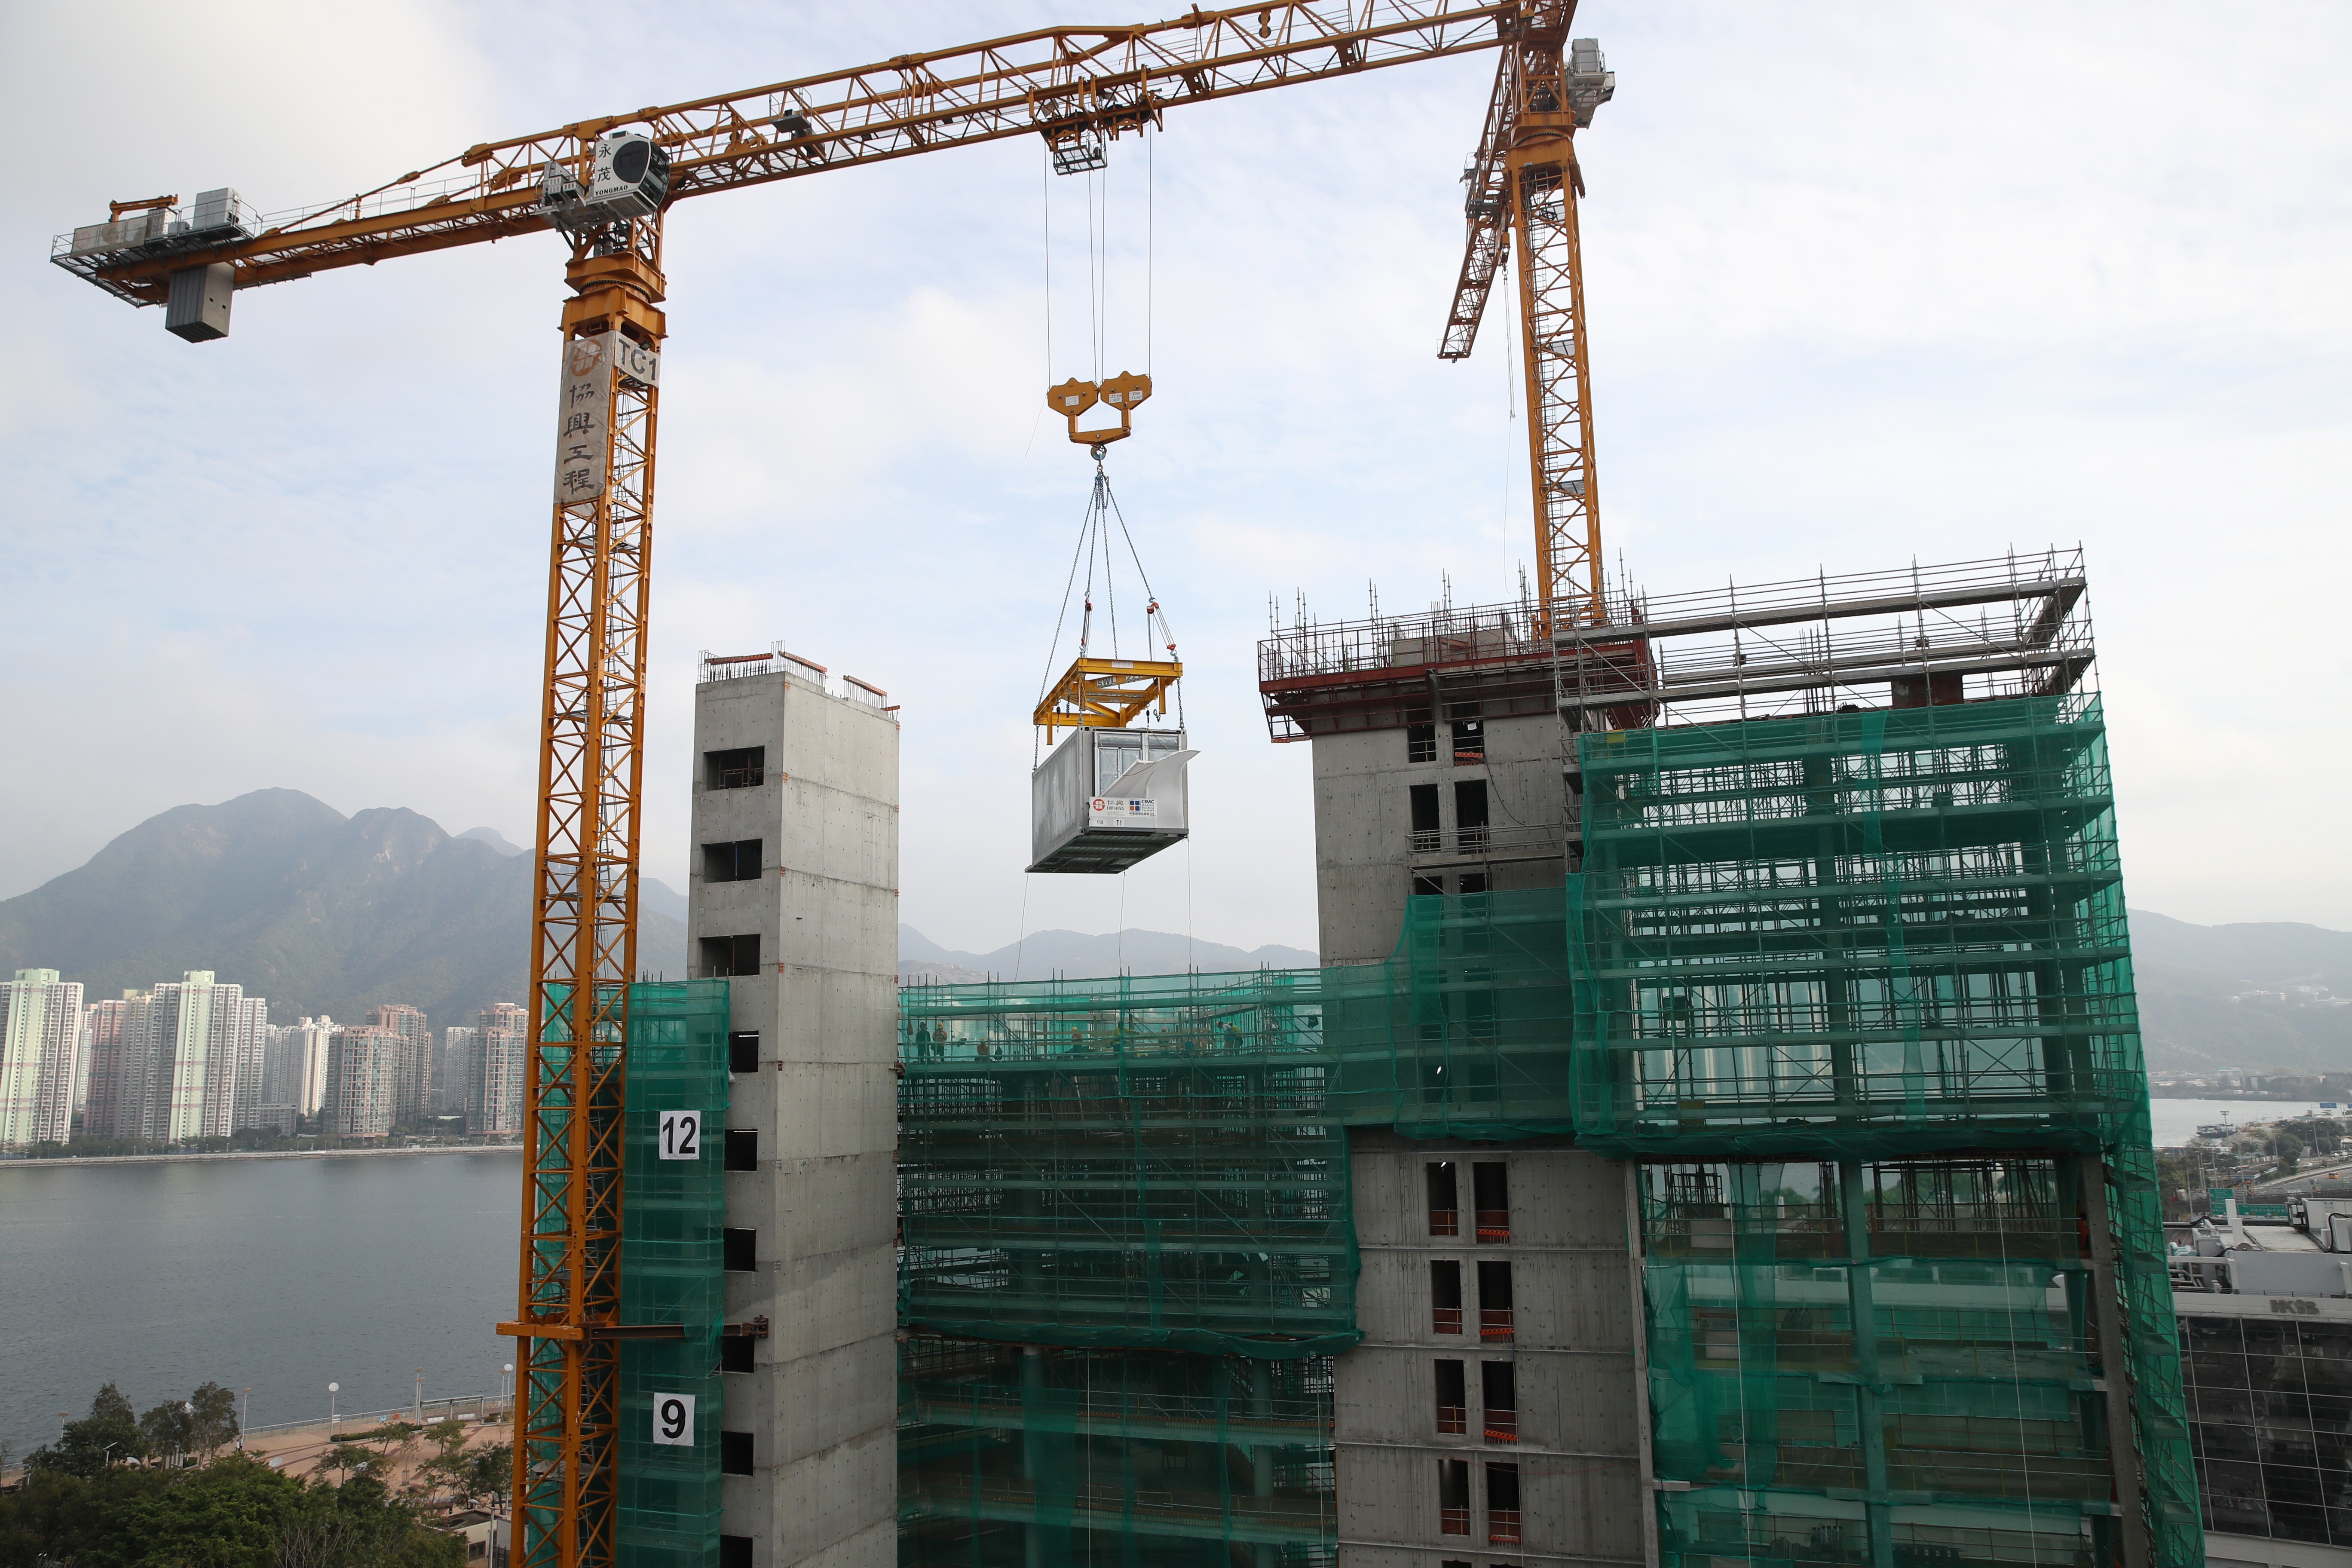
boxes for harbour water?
[2147,1097,2340,1148]
[0,1151,519,1461]
[3,1096,2340,1461]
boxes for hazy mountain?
[458,825,526,857]
[458,824,688,922]
[898,923,1317,985]
[0,790,685,1029]
[2129,909,2352,1073]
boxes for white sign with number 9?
[653,1392,695,1446]
[657,1110,701,1160]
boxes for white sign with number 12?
[652,1392,695,1447]
[658,1110,702,1161]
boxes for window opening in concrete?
[1439,1458,1470,1535]
[1436,1358,1467,1434]
[1458,872,1488,895]
[727,1030,759,1075]
[704,746,764,790]
[1412,873,1445,897]
[1427,1160,1460,1236]
[698,934,760,978]
[1454,779,1488,851]
[723,1128,757,1171]
[722,1227,756,1272]
[719,1537,753,1568]
[1485,1461,1520,1544]
[1408,719,1437,764]
[1476,1260,1512,1340]
[718,1430,753,1476]
[1411,783,1441,851]
[719,1335,753,1374]
[1481,1360,1517,1444]
[701,838,762,883]
[1472,1161,1510,1241]
[1450,713,1485,764]
[1432,1259,1463,1335]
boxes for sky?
[4,2,2347,955]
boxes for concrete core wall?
[1336,1130,1650,1568]
[689,667,899,1568]
[1312,710,1572,965]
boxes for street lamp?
[327,1382,339,1439]
[414,1367,423,1423]
[502,1363,514,1413]
[239,1387,250,1450]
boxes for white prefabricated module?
[1029,726,1196,874]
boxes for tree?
[140,1398,198,1462]
[190,1380,242,1455]
[461,1441,511,1504]
[25,1383,148,1477]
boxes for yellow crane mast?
[1440,2,1614,628]
[46,4,1608,1562]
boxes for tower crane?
[47,4,1608,1563]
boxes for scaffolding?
[1565,693,2196,1568]
[898,969,1356,1355]
[897,1338,1338,1568]
[895,688,2195,1568]
[614,980,731,1567]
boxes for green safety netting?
[897,1336,1337,1568]
[1565,697,2142,1160]
[1322,888,1577,1139]
[1561,695,2196,1567]
[617,982,732,1565]
[894,692,2195,1568]
[898,969,1357,1356]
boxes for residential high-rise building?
[469,1002,527,1135]
[263,1015,337,1119]
[144,971,265,1142]
[323,1025,398,1138]
[442,1026,478,1116]
[372,1002,431,1127]
[82,991,151,1139]
[0,968,86,1147]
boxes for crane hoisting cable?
[1027,444,1194,875]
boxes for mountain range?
[0,790,684,1028]
[2,790,2346,1071]
[897,926,1319,986]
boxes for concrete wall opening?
[1411,783,1440,851]
[698,934,759,977]
[727,1030,759,1075]
[1481,1360,1517,1444]
[1436,1358,1467,1434]
[1454,779,1488,850]
[1473,1161,1510,1241]
[704,745,764,790]
[1427,1160,1459,1236]
[1439,1457,1470,1536]
[701,838,761,882]
[1477,1259,1512,1340]
[1431,1259,1463,1335]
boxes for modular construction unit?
[893,552,2201,1568]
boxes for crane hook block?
[1047,371,1152,447]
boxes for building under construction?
[889,550,2199,1568]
